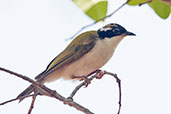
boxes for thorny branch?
[0,67,121,114]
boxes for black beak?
[125,31,136,36]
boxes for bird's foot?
[80,76,91,87]
[71,70,104,87]
[72,75,91,87]
[95,70,105,79]
[86,69,101,77]
[87,69,104,79]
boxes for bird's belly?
[44,38,120,82]
[62,40,115,80]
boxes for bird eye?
[113,28,120,34]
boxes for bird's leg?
[72,75,91,87]
[86,69,102,78]
[71,69,102,87]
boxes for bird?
[17,23,135,101]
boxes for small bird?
[17,23,135,101]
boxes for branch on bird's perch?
[28,95,37,114]
[0,67,94,114]
[103,71,122,114]
[0,93,39,106]
[68,70,122,114]
[0,67,122,114]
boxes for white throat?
[43,35,126,82]
[99,35,125,53]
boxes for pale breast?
[63,36,124,79]
[44,36,124,82]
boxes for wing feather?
[35,31,98,81]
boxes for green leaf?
[127,0,149,5]
[127,0,170,19]
[72,0,107,21]
[149,0,170,19]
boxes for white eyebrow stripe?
[100,27,112,32]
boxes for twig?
[68,74,97,99]
[35,86,94,114]
[0,93,38,106]
[66,2,127,41]
[68,70,122,114]
[66,0,152,41]
[104,71,121,114]
[28,95,37,114]
[0,67,122,114]
[0,67,94,114]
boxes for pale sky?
[0,0,171,114]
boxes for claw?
[96,70,105,79]
[80,76,91,87]
[72,76,91,87]
[71,69,104,87]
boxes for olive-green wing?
[35,31,98,81]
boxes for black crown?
[97,23,127,39]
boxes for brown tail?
[17,85,35,102]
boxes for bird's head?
[97,23,135,39]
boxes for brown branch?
[66,2,127,41]
[161,0,171,6]
[0,93,39,106]
[36,84,94,114]
[68,70,122,114]
[28,95,37,114]
[0,67,122,114]
[68,74,97,99]
[0,67,94,114]
[103,71,121,114]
